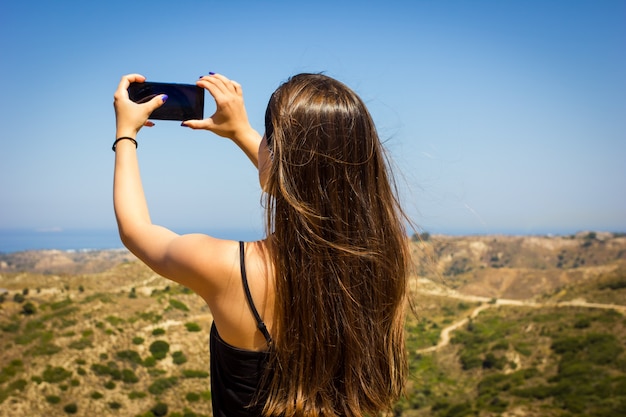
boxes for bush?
[132,336,145,345]
[186,392,201,402]
[185,322,201,332]
[1,321,20,333]
[116,350,143,365]
[63,403,78,414]
[45,395,61,404]
[21,302,36,315]
[0,359,23,384]
[69,338,92,350]
[149,340,170,360]
[169,299,189,311]
[181,369,209,379]
[172,351,188,365]
[108,401,122,410]
[91,391,103,399]
[151,402,168,416]
[152,328,166,336]
[122,369,139,384]
[148,377,178,395]
[43,366,72,383]
[129,391,147,399]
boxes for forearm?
[113,139,152,240]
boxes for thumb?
[146,94,168,114]
[181,118,214,130]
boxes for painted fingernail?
[162,95,168,102]
[209,72,215,75]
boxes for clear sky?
[1,0,624,238]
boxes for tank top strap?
[239,241,273,345]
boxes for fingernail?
[162,95,168,102]
[181,122,187,127]
[209,72,215,75]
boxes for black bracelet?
[112,137,138,152]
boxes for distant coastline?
[0,228,264,253]
[2,227,623,254]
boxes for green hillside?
[1,233,625,416]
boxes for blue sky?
[0,0,624,238]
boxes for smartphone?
[128,81,204,121]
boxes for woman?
[113,72,410,417]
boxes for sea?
[0,228,264,254]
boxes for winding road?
[415,279,626,354]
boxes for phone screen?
[128,82,204,121]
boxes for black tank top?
[210,241,272,417]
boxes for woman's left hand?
[113,74,166,138]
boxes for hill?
[1,233,625,416]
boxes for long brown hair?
[262,73,409,417]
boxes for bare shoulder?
[161,234,241,299]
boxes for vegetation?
[0,236,624,415]
[149,340,170,360]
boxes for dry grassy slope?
[412,232,626,304]
[0,259,214,417]
[1,234,625,416]
[0,249,137,275]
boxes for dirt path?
[415,280,626,354]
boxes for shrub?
[143,356,157,367]
[91,363,111,376]
[181,369,209,379]
[45,395,61,404]
[132,336,145,345]
[185,322,201,332]
[21,302,36,315]
[172,351,188,365]
[148,377,178,395]
[63,403,78,414]
[91,391,103,399]
[116,350,143,365]
[186,392,201,402]
[152,328,166,336]
[1,321,20,333]
[169,299,189,311]
[104,381,116,390]
[105,315,125,326]
[149,340,170,360]
[43,366,72,383]
[69,338,92,350]
[108,401,122,410]
[129,391,147,399]
[122,369,139,384]
[0,359,23,384]
[151,402,169,416]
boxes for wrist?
[112,137,138,152]
[116,130,137,139]
[232,126,259,145]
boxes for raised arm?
[112,74,240,300]
[182,73,262,167]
